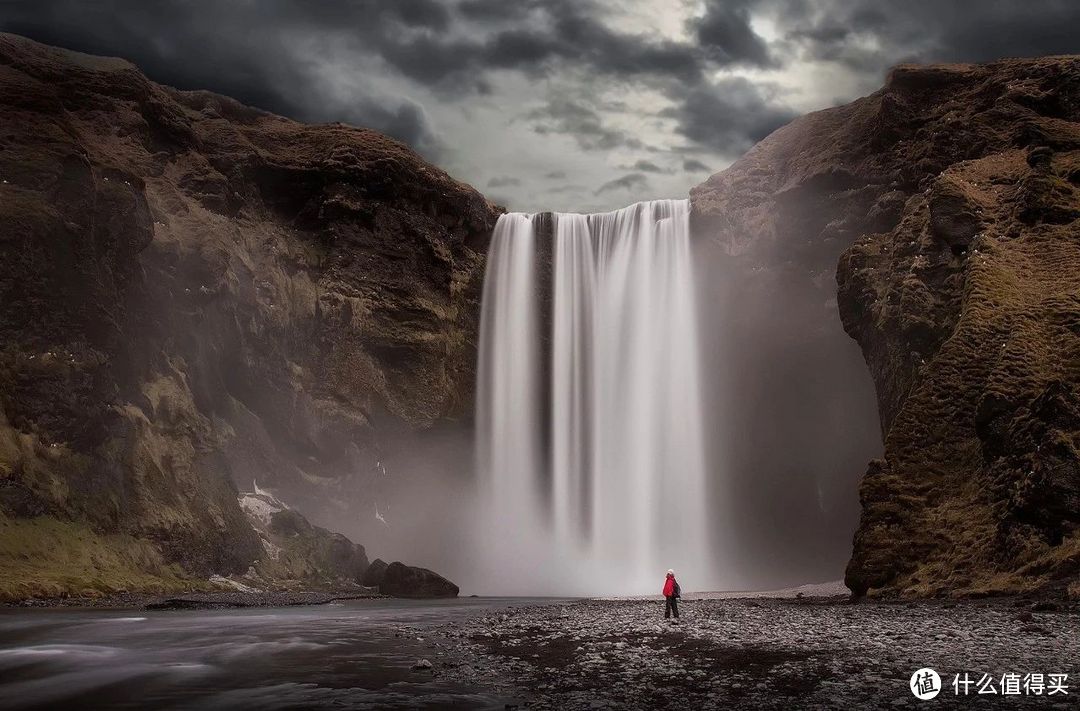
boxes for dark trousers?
[664,595,679,618]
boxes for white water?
[475,199,714,595]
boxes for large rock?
[693,56,1080,597]
[237,487,369,587]
[0,32,498,599]
[378,561,459,598]
[361,558,389,587]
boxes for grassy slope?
[0,514,200,601]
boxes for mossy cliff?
[0,33,496,599]
[693,57,1080,597]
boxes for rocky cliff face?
[0,33,497,599]
[238,485,369,589]
[6,31,1078,602]
[693,57,1080,597]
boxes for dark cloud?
[0,0,448,155]
[337,99,439,153]
[626,159,670,173]
[547,183,588,194]
[4,0,1080,209]
[692,0,775,67]
[488,176,522,187]
[662,77,797,155]
[528,96,644,151]
[457,0,531,21]
[683,159,712,173]
[544,170,568,180]
[390,0,454,29]
[595,173,649,195]
[929,3,1080,62]
[780,0,1080,71]
[358,0,711,90]
[0,0,719,160]
[554,21,703,85]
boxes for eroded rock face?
[0,33,498,593]
[237,487,369,587]
[694,56,1080,597]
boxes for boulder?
[268,509,313,537]
[361,558,389,587]
[379,561,459,598]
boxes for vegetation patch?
[0,513,198,602]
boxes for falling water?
[475,199,712,595]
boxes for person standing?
[662,569,681,619]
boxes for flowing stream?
[0,599,531,710]
[475,199,712,595]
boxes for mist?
[299,195,883,597]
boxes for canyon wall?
[692,56,1080,597]
[5,30,1080,600]
[0,33,498,598]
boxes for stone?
[361,559,389,587]
[1027,145,1053,170]
[928,177,982,253]
[380,562,459,598]
[437,597,1080,709]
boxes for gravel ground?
[433,596,1080,710]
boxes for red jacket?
[663,575,676,597]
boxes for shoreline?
[4,591,1078,708]
[6,575,1075,611]
[2,589,387,610]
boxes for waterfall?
[475,199,712,595]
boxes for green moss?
[0,514,200,601]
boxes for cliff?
[6,29,1079,601]
[692,57,1080,597]
[0,33,497,599]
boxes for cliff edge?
[693,56,1080,598]
[0,33,495,599]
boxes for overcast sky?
[4,0,1080,212]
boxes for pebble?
[434,597,1080,710]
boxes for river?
[0,597,547,710]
